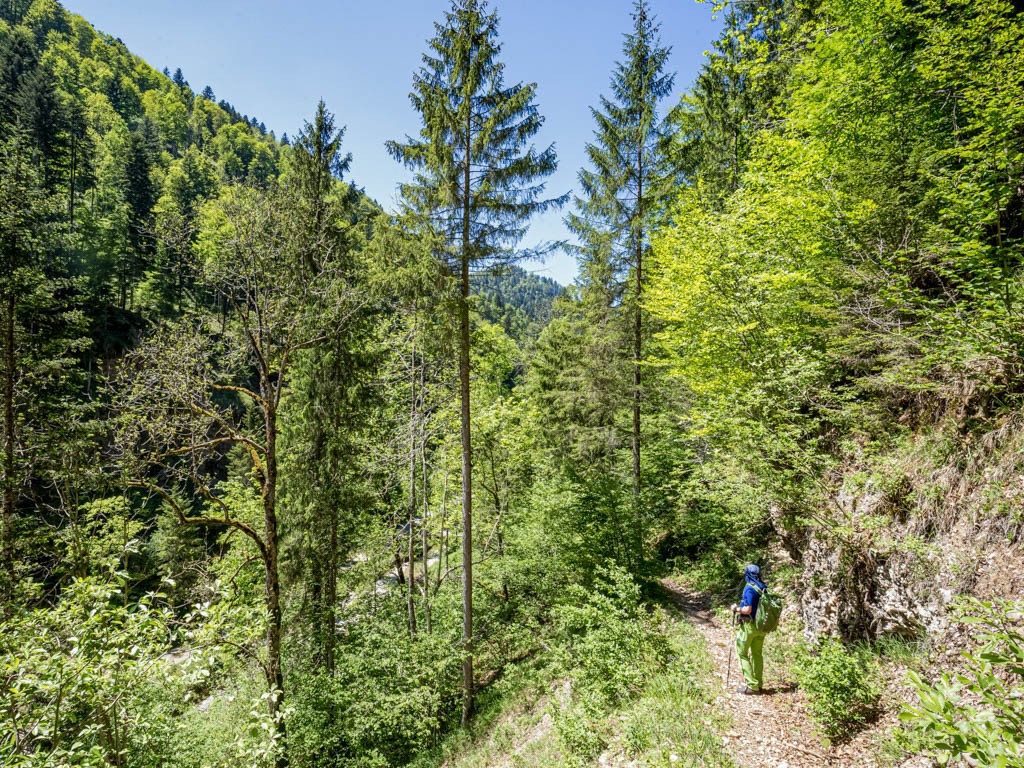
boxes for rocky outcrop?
[792,418,1024,642]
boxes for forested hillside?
[2,0,1022,766]
[472,265,562,342]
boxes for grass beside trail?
[412,605,734,768]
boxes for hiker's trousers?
[736,620,765,691]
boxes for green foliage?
[143,676,286,768]
[414,602,732,768]
[660,454,771,586]
[58,495,145,579]
[526,297,630,469]
[647,0,1024,602]
[795,637,882,739]
[471,265,562,342]
[617,622,736,766]
[901,598,1024,767]
[566,0,675,256]
[549,566,667,764]
[553,565,668,707]
[386,0,562,271]
[5,0,1024,766]
[287,591,463,768]
[0,577,179,766]
[551,693,607,768]
[560,0,676,513]
[670,0,795,197]
[650,134,845,427]
[549,472,643,574]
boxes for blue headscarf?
[744,564,766,591]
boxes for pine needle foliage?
[387,0,563,725]
[566,0,675,498]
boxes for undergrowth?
[412,568,733,768]
[795,637,882,741]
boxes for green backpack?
[751,583,783,633]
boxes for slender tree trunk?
[407,342,418,640]
[326,487,337,675]
[119,253,128,311]
[632,154,643,502]
[497,522,509,604]
[69,135,76,233]
[437,470,449,597]
[421,402,431,634]
[394,550,406,585]
[1,288,16,595]
[485,453,509,604]
[3,150,23,598]
[460,116,474,727]
[263,404,286,766]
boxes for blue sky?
[61,1,721,285]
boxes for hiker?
[731,563,767,695]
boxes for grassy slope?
[411,609,733,768]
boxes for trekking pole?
[726,607,736,688]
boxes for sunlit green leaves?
[649,133,844,424]
[902,598,1024,766]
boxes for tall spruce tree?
[669,0,792,199]
[279,101,368,675]
[387,0,562,723]
[0,27,89,601]
[566,0,674,500]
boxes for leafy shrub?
[552,564,669,707]
[551,691,607,767]
[795,637,881,739]
[168,682,288,768]
[901,598,1024,767]
[0,578,182,768]
[549,565,668,764]
[287,591,462,768]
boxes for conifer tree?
[279,101,367,675]
[670,0,792,199]
[0,27,89,601]
[387,0,562,723]
[566,0,674,500]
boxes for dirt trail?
[660,578,914,768]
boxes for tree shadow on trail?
[654,578,717,628]
[758,682,798,696]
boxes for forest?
[1,0,1022,766]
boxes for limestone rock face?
[868,551,949,637]
[793,455,1022,642]
[799,536,843,639]
[796,484,951,641]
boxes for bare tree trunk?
[394,550,406,585]
[2,289,16,600]
[632,153,643,502]
[69,135,76,233]
[407,342,418,640]
[485,451,509,604]
[326,489,337,675]
[262,403,286,767]
[497,522,509,604]
[421,408,431,634]
[460,116,474,727]
[436,470,449,597]
[3,151,23,600]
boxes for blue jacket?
[739,564,766,622]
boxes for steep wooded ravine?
[3,0,1023,764]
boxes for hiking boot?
[736,685,759,695]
